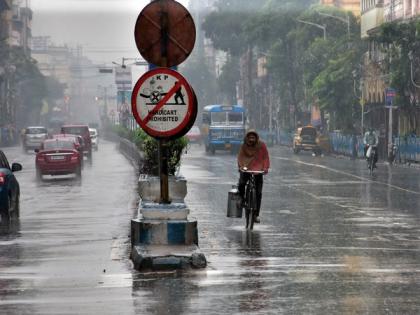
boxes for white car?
[89,128,99,151]
[23,126,48,151]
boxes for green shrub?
[140,135,188,176]
[112,125,134,140]
[111,125,188,176]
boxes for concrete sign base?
[131,176,206,271]
[131,245,206,271]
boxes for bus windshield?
[228,112,243,124]
[211,112,227,124]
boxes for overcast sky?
[30,0,191,64]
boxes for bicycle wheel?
[249,186,257,230]
[245,185,250,229]
[369,154,374,175]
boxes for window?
[228,112,243,124]
[211,112,227,124]
[26,127,47,134]
[44,140,74,150]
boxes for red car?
[35,139,82,180]
[60,125,92,160]
[52,134,84,155]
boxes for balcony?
[361,5,385,38]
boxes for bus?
[201,105,246,154]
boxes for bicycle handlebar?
[239,168,265,175]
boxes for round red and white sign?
[131,68,197,139]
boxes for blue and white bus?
[201,105,246,154]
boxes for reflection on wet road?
[1,143,420,314]
[0,141,138,314]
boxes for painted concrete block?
[140,202,190,220]
[131,219,198,246]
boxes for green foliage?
[202,2,364,130]
[373,20,420,108]
[139,134,189,176]
[180,53,218,108]
[112,124,135,140]
[113,126,188,176]
[217,56,240,105]
[202,11,253,56]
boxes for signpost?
[130,0,206,271]
[385,88,397,158]
[132,0,197,204]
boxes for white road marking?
[273,156,420,195]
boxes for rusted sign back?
[134,0,196,68]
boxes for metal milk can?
[227,185,242,218]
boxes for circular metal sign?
[134,0,196,68]
[131,68,197,139]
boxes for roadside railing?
[395,136,420,163]
[329,132,364,158]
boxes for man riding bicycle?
[237,130,270,223]
[363,128,379,168]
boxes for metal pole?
[159,0,170,204]
[361,102,364,135]
[104,87,108,120]
[388,105,393,158]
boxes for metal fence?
[395,136,420,163]
[329,132,365,158]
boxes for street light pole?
[317,12,350,42]
[296,19,327,40]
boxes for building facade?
[320,0,361,16]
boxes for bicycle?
[240,169,264,230]
[366,145,377,175]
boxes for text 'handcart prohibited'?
[131,68,197,139]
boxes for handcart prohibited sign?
[131,68,197,139]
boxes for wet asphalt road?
[1,141,420,314]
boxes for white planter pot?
[138,175,187,203]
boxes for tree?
[180,53,218,109]
[373,21,420,109]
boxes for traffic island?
[130,176,207,271]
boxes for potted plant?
[134,129,189,203]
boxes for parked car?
[89,128,99,151]
[35,139,82,180]
[293,125,322,156]
[22,126,48,151]
[60,125,92,160]
[0,150,22,220]
[186,126,202,144]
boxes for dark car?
[0,150,22,221]
[293,125,322,156]
[35,139,82,180]
[60,125,92,160]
